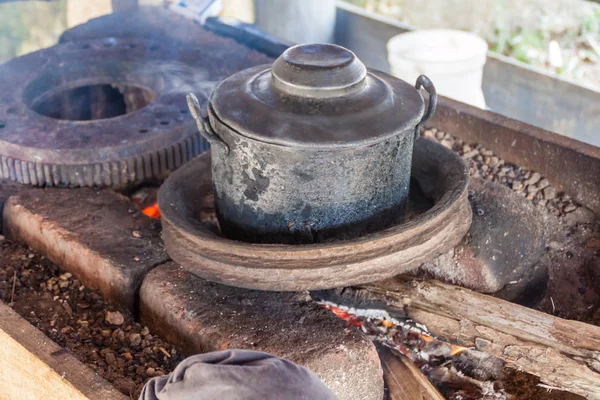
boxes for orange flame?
[420,333,434,343]
[450,345,468,356]
[323,304,363,328]
[142,203,161,219]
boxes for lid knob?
[271,44,367,98]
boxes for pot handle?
[186,93,230,154]
[414,75,438,141]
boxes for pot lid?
[210,43,426,148]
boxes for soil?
[0,238,183,398]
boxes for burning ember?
[130,187,161,219]
[142,203,161,219]
[318,301,501,400]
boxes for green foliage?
[581,6,600,36]
[490,28,547,65]
[0,1,67,63]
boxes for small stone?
[463,150,479,159]
[440,139,453,149]
[462,144,472,153]
[526,185,538,194]
[122,352,133,360]
[423,130,436,140]
[525,172,541,186]
[101,329,112,338]
[0,235,5,241]
[129,333,142,347]
[134,256,141,262]
[543,186,557,200]
[27,253,34,259]
[59,281,70,289]
[105,311,125,326]
[132,230,141,238]
[140,326,150,336]
[146,367,156,377]
[564,204,577,213]
[105,352,116,365]
[537,178,550,190]
[59,273,72,281]
[511,181,523,191]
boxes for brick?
[2,188,168,311]
[140,263,384,400]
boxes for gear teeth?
[0,132,209,187]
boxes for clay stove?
[0,7,599,400]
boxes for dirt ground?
[0,239,183,398]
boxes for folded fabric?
[139,349,337,400]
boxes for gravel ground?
[0,238,183,398]
[423,128,585,218]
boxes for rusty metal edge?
[0,131,208,187]
[431,96,600,215]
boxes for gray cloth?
[139,349,337,400]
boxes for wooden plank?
[330,278,600,399]
[0,302,126,400]
[376,343,444,400]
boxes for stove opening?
[26,83,156,121]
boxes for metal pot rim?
[209,63,427,148]
[207,99,420,150]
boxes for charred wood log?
[376,343,445,400]
[319,277,600,399]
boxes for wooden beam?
[0,302,126,400]
[328,278,600,399]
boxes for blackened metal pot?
[188,44,436,244]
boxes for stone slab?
[2,188,168,312]
[419,178,548,303]
[139,262,384,400]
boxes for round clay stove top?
[158,138,472,291]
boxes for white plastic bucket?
[387,29,488,108]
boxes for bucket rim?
[387,29,488,64]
